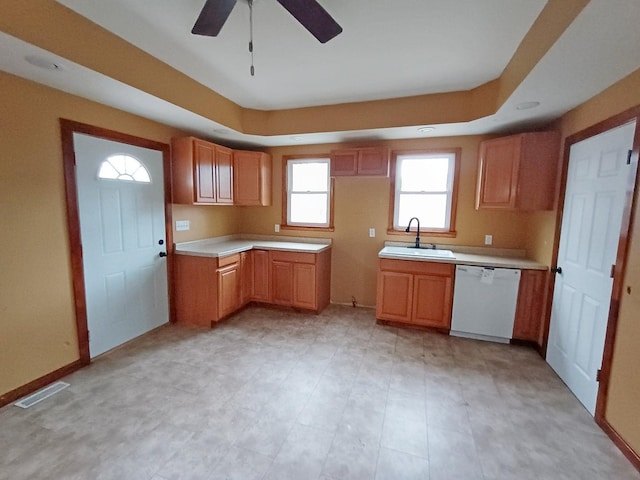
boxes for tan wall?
[239,137,534,306]
[0,71,240,397]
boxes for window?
[391,150,460,234]
[285,156,332,228]
[98,154,151,183]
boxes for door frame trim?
[542,105,640,423]
[59,119,174,365]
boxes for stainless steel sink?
[382,246,455,259]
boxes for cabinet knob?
[551,266,562,274]
[159,252,168,258]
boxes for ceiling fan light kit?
[192,0,342,76]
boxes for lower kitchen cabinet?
[240,251,253,305]
[217,254,241,319]
[174,247,332,326]
[513,269,547,343]
[252,249,270,301]
[174,254,218,327]
[376,259,454,330]
[413,273,453,328]
[269,249,331,312]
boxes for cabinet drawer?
[218,253,240,267]
[379,258,453,276]
[269,250,316,264]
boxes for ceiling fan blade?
[276,0,342,43]
[192,0,237,37]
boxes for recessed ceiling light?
[417,126,435,133]
[290,136,304,142]
[24,55,64,71]
[516,101,540,110]
[213,128,231,135]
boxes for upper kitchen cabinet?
[475,131,560,211]
[233,150,272,206]
[330,146,390,177]
[171,137,234,205]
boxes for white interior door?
[547,121,636,414]
[74,133,169,358]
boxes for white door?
[74,133,169,358]
[547,121,636,414]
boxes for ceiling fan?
[191,0,343,44]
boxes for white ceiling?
[55,0,547,110]
[1,0,640,147]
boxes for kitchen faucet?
[405,217,421,248]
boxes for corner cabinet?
[376,259,454,330]
[171,137,233,205]
[174,247,332,327]
[330,147,390,177]
[476,131,560,211]
[233,151,272,206]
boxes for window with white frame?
[393,151,458,232]
[286,157,331,228]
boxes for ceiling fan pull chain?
[249,0,255,76]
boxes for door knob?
[159,252,168,258]
[551,266,562,274]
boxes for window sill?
[387,229,457,238]
[281,225,335,233]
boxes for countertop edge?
[378,252,548,271]
[174,238,332,258]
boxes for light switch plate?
[275,224,280,233]
[369,228,375,238]
[485,234,493,245]
[176,220,190,231]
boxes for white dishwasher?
[450,265,521,343]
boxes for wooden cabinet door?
[376,270,413,322]
[358,147,389,176]
[293,263,316,310]
[330,149,358,176]
[174,255,217,327]
[513,269,546,342]
[252,250,270,301]
[240,251,253,305]
[233,151,272,206]
[215,145,234,204]
[194,139,216,203]
[271,260,293,306]
[476,135,521,209]
[412,273,453,329]
[217,263,240,319]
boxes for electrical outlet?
[369,228,375,238]
[485,234,493,245]
[175,220,190,231]
[274,224,280,233]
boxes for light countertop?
[379,243,547,270]
[175,235,331,258]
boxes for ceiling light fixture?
[25,55,64,71]
[290,136,304,142]
[516,101,540,110]
[418,126,435,133]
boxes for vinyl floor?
[1,305,638,480]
